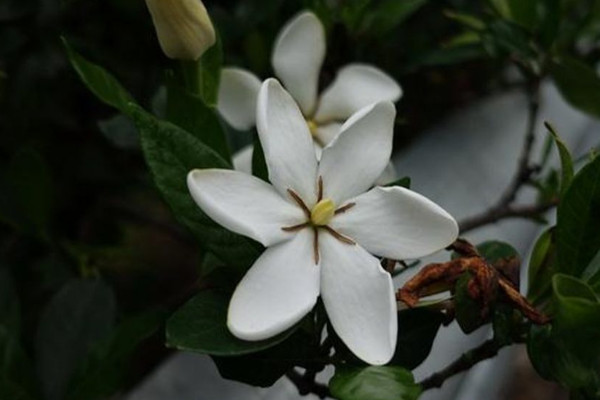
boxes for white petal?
[187,169,304,247]
[272,11,325,116]
[332,186,458,260]
[217,68,261,131]
[376,162,397,185]
[314,64,402,123]
[318,102,395,204]
[232,145,253,174]
[314,122,342,147]
[228,229,320,340]
[257,79,318,205]
[319,233,396,365]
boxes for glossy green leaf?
[556,154,600,277]
[551,56,600,118]
[130,105,261,270]
[166,290,298,356]
[62,37,135,113]
[545,122,574,196]
[391,309,444,369]
[36,279,116,400]
[329,366,421,400]
[527,227,558,306]
[552,274,600,332]
[212,330,317,387]
[165,83,231,162]
[65,310,166,400]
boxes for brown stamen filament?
[317,176,323,202]
[287,188,310,218]
[335,202,356,215]
[281,222,310,232]
[313,228,319,265]
[323,226,355,245]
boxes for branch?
[458,199,557,233]
[418,339,506,391]
[458,80,543,234]
[286,370,331,399]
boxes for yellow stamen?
[311,198,335,226]
[307,119,318,137]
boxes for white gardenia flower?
[217,11,402,175]
[188,79,457,365]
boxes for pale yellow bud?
[311,198,335,226]
[145,0,216,60]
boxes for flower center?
[310,198,335,226]
[306,119,318,137]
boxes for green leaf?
[477,240,519,264]
[454,272,486,334]
[251,135,269,182]
[62,37,135,113]
[556,154,600,277]
[482,19,537,60]
[505,0,537,29]
[552,274,600,332]
[166,290,298,356]
[391,309,444,369]
[130,104,261,270]
[408,44,486,69]
[583,249,600,292]
[199,34,222,106]
[0,328,39,400]
[65,310,166,400]
[36,279,116,400]
[550,56,600,118]
[527,227,558,306]
[544,122,574,196]
[212,330,317,387]
[385,176,411,189]
[362,0,428,37]
[329,366,421,400]
[165,83,231,162]
[444,10,486,30]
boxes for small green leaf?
[165,83,231,162]
[329,366,421,400]
[477,240,519,264]
[62,37,135,113]
[166,290,298,356]
[556,154,600,277]
[391,309,444,369]
[385,176,411,189]
[65,310,166,400]
[545,122,574,195]
[444,10,486,30]
[551,56,600,118]
[36,279,116,400]
[130,105,261,270]
[527,227,558,306]
[454,272,486,334]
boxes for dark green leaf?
[251,135,268,182]
[482,19,537,60]
[454,272,486,334]
[491,304,516,346]
[362,0,428,37]
[65,310,166,400]
[551,56,600,118]
[527,227,558,306]
[199,34,222,106]
[477,240,519,264]
[385,176,411,189]
[545,122,574,196]
[166,290,298,356]
[329,366,421,400]
[444,10,486,30]
[0,328,38,400]
[62,37,134,113]
[391,309,444,369]
[36,279,116,400]
[0,269,20,333]
[212,330,317,387]
[583,249,600,292]
[130,104,261,270]
[552,274,600,332]
[166,83,231,162]
[408,44,486,69]
[556,154,600,277]
[505,0,537,29]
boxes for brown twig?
[458,80,548,234]
[418,339,507,390]
[286,370,331,399]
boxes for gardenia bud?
[145,0,216,61]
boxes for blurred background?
[1,0,599,399]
